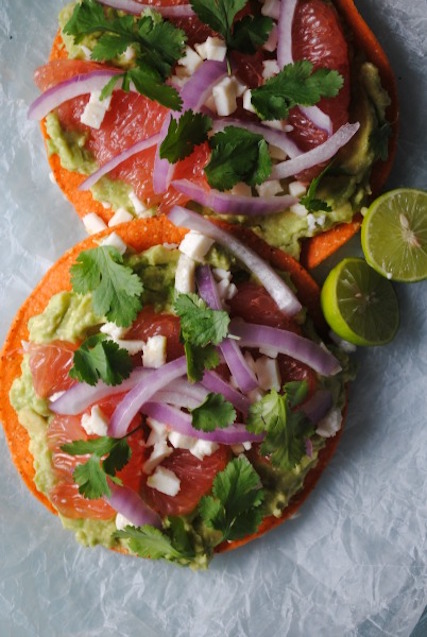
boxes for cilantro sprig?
[63,0,186,108]
[69,334,132,386]
[62,433,135,499]
[205,126,272,191]
[251,60,344,121]
[191,392,236,431]
[300,164,333,213]
[247,381,313,471]
[70,246,143,328]
[159,110,212,164]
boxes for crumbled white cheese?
[261,0,280,19]
[82,212,107,235]
[99,232,128,255]
[114,339,146,355]
[168,431,195,451]
[230,182,252,197]
[195,36,227,62]
[288,181,307,198]
[168,431,218,460]
[242,89,256,114]
[146,418,168,446]
[316,408,342,438]
[179,230,214,262]
[175,253,196,294]
[290,202,309,217]
[268,144,287,161]
[100,322,128,340]
[115,513,134,531]
[108,208,134,227]
[256,180,283,198]
[231,441,253,455]
[142,335,167,369]
[262,59,280,80]
[128,190,153,218]
[119,45,136,64]
[216,278,238,302]
[143,441,173,475]
[80,90,112,130]
[213,267,231,282]
[81,405,109,437]
[212,76,244,116]
[146,466,181,496]
[255,356,281,391]
[306,213,317,234]
[178,45,203,75]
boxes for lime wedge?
[361,188,427,282]
[320,258,399,346]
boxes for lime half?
[321,258,399,346]
[361,188,427,282]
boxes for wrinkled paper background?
[1,1,426,635]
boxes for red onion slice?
[97,0,195,17]
[201,371,250,416]
[168,206,302,316]
[153,60,227,194]
[109,356,187,438]
[28,70,122,121]
[300,389,333,424]
[270,122,360,180]
[172,179,297,216]
[211,118,301,159]
[196,265,258,393]
[142,402,263,444]
[79,133,160,191]
[106,482,162,528]
[229,319,342,376]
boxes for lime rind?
[361,188,427,282]
[321,257,399,347]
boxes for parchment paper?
[1,1,426,635]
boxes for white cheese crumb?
[128,190,154,218]
[114,339,146,355]
[168,431,195,451]
[242,89,256,114]
[288,181,307,197]
[147,466,181,496]
[143,441,173,475]
[262,59,280,80]
[268,144,287,161]
[115,513,134,531]
[175,253,196,294]
[100,322,128,340]
[255,356,281,391]
[177,45,203,75]
[290,203,309,217]
[306,213,317,233]
[256,180,283,198]
[99,232,128,255]
[213,267,231,282]
[179,230,214,262]
[82,212,107,235]
[146,418,168,446]
[212,76,243,116]
[195,36,227,62]
[261,0,280,19]
[230,182,252,197]
[80,90,112,130]
[120,45,136,64]
[316,408,342,438]
[81,405,109,437]
[168,431,218,460]
[231,441,253,455]
[108,208,134,227]
[142,335,167,369]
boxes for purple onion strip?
[201,370,250,416]
[106,482,162,528]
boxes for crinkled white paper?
[1,1,427,635]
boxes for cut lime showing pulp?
[321,258,399,346]
[361,188,427,282]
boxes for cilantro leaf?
[190,0,246,43]
[69,334,132,386]
[70,246,143,327]
[184,342,219,383]
[199,456,264,542]
[160,110,212,164]
[246,382,313,471]
[251,61,344,121]
[124,67,182,110]
[191,392,236,431]
[174,293,230,347]
[369,121,392,161]
[300,165,332,213]
[102,437,132,476]
[229,14,273,54]
[205,126,272,191]
[73,455,111,499]
[114,520,196,563]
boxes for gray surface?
[1,1,427,636]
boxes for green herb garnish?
[69,334,132,386]
[160,110,212,164]
[191,392,236,431]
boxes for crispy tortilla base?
[40,0,398,270]
[0,217,346,554]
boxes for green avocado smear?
[9,240,351,569]
[44,2,393,260]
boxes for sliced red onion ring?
[154,379,209,410]
[196,265,258,393]
[50,368,150,416]
[211,118,301,159]
[300,389,333,424]
[97,0,195,16]
[28,70,122,121]
[79,133,160,191]
[105,482,162,528]
[299,106,333,136]
[109,356,187,438]
[270,122,360,180]
[172,179,297,216]
[201,371,250,416]
[168,206,302,316]
[153,60,227,194]
[229,319,341,376]
[142,402,264,445]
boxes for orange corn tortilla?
[0,216,345,553]
[40,0,398,271]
